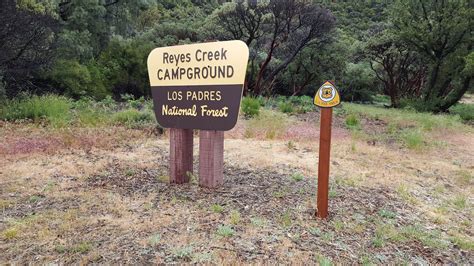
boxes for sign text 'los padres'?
[147,41,249,130]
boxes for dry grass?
[0,110,473,264]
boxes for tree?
[209,0,335,95]
[279,40,346,96]
[365,29,426,107]
[98,37,154,98]
[391,0,473,112]
[0,0,58,97]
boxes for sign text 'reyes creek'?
[157,48,234,81]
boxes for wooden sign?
[147,40,249,131]
[313,80,340,219]
[314,81,340,108]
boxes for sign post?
[147,41,249,187]
[169,128,193,184]
[313,81,340,218]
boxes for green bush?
[273,96,314,114]
[98,37,154,98]
[278,101,294,114]
[340,62,379,102]
[112,109,156,128]
[345,114,360,129]
[48,60,109,99]
[121,94,146,109]
[75,107,109,127]
[241,97,260,117]
[450,103,474,122]
[0,94,71,127]
[70,97,113,127]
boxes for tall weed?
[0,95,71,127]
[245,109,288,139]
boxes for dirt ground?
[0,111,473,264]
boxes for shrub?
[70,97,113,127]
[340,62,379,102]
[112,109,155,128]
[291,173,304,182]
[216,225,235,237]
[278,101,294,113]
[345,114,360,129]
[210,204,224,213]
[229,210,241,225]
[274,96,314,114]
[48,59,109,99]
[450,103,474,122]
[121,94,146,109]
[241,97,260,117]
[0,94,71,127]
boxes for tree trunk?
[439,76,471,112]
[388,83,400,108]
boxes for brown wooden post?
[169,128,193,184]
[316,108,332,218]
[199,130,224,188]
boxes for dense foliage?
[0,0,472,113]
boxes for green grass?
[148,233,161,246]
[229,210,241,225]
[378,209,397,219]
[342,103,465,131]
[396,184,418,204]
[399,225,448,249]
[317,255,333,266]
[279,211,292,228]
[2,227,19,240]
[71,242,93,254]
[241,97,261,117]
[0,94,160,130]
[216,225,235,237]
[345,114,360,129]
[210,204,224,213]
[455,170,473,185]
[451,195,467,209]
[74,107,109,127]
[172,246,194,260]
[250,217,266,227]
[340,102,468,149]
[112,109,155,128]
[400,129,425,149]
[450,234,474,250]
[373,222,449,249]
[278,101,294,114]
[449,103,474,122]
[245,109,288,139]
[0,94,71,127]
[291,173,304,182]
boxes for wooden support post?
[316,108,333,218]
[169,128,193,184]
[199,130,224,188]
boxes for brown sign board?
[147,41,249,131]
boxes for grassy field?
[0,95,473,263]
